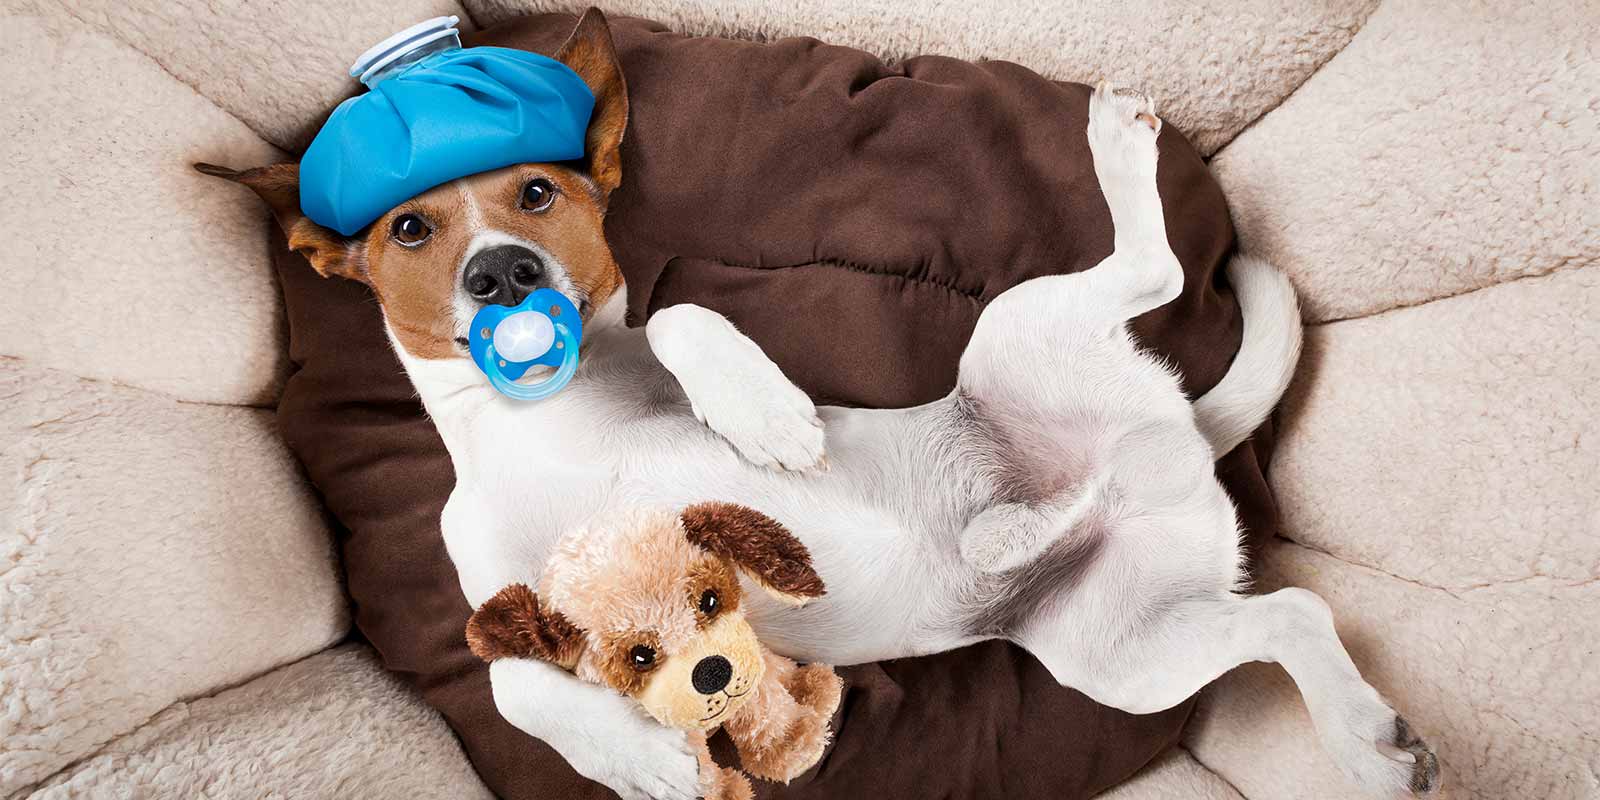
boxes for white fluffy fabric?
[39,0,1378,157]
[1096,749,1244,800]
[3,0,1593,797]
[50,0,475,152]
[1276,267,1598,591]
[1190,539,1599,800]
[0,359,348,795]
[0,8,289,407]
[1189,263,1600,799]
[1211,0,1600,323]
[29,644,493,799]
[465,0,1378,156]
[1182,2,1599,794]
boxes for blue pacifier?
[469,289,584,401]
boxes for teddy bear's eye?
[628,644,657,671]
[698,589,720,617]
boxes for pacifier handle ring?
[480,322,580,401]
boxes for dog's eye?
[628,645,657,671]
[390,213,432,247]
[698,589,720,618]
[520,178,557,213]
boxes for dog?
[200,9,1439,799]
[465,502,843,800]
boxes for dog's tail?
[1192,255,1303,456]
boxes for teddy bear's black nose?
[691,655,733,695]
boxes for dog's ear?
[555,8,628,199]
[466,583,585,670]
[680,502,826,606]
[193,162,367,283]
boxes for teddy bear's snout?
[691,655,734,695]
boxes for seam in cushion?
[1208,0,1387,158]
[1275,535,1600,598]
[690,256,989,302]
[0,352,279,412]
[1307,259,1595,328]
[1178,744,1255,800]
[9,642,359,796]
[43,0,289,154]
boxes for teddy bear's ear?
[466,583,584,670]
[680,502,826,606]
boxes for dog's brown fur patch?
[466,583,584,670]
[193,8,633,363]
[555,8,629,198]
[680,502,826,602]
[196,160,623,361]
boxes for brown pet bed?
[273,12,1276,799]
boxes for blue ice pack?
[300,16,596,236]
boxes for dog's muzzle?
[464,244,549,308]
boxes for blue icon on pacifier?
[469,289,583,401]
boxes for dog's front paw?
[578,722,702,800]
[696,382,827,473]
[648,304,827,473]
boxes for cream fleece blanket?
[1,0,1593,797]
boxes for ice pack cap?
[300,18,596,236]
[349,16,465,87]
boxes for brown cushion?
[274,12,1277,799]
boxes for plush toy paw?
[784,662,843,722]
[693,731,754,800]
[736,661,842,783]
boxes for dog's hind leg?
[959,481,1101,574]
[1081,81,1184,322]
[955,84,1186,572]
[1018,588,1441,798]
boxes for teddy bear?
[466,501,844,800]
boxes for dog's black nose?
[691,655,733,695]
[463,244,545,307]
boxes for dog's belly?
[619,408,985,664]
[451,400,986,665]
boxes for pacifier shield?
[469,289,583,401]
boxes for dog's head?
[466,503,825,730]
[196,9,629,361]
